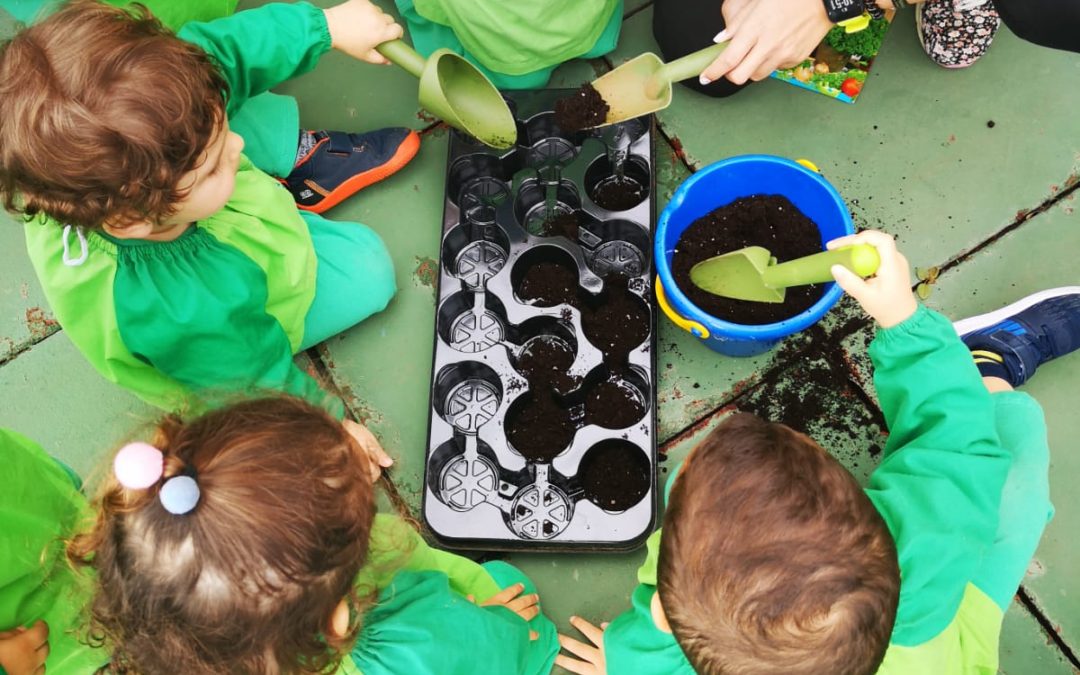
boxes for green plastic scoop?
[690,244,881,303]
[587,42,730,129]
[376,40,517,149]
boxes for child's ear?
[650,591,672,634]
[328,598,350,638]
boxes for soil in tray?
[506,391,577,462]
[671,195,827,325]
[580,442,649,511]
[581,274,650,366]
[541,211,580,240]
[584,372,645,429]
[517,260,580,307]
[516,336,580,394]
[591,176,647,211]
[554,83,610,133]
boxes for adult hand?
[0,621,50,675]
[342,419,394,481]
[468,584,542,640]
[827,230,918,328]
[700,0,833,85]
[323,0,404,65]
[555,616,608,675]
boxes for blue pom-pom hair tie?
[113,442,201,515]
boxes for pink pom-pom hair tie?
[113,442,201,515]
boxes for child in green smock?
[557,230,1074,675]
[0,1,421,419]
[0,429,107,675]
[394,0,624,89]
[67,395,559,674]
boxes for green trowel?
[690,244,881,303]
[587,42,730,129]
[376,40,517,149]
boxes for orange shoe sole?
[297,130,421,214]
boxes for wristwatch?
[822,0,871,32]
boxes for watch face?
[826,0,863,21]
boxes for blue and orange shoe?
[954,287,1080,386]
[283,128,420,214]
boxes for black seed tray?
[423,90,657,551]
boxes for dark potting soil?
[671,195,827,325]
[541,211,581,240]
[516,336,580,394]
[580,442,649,511]
[553,83,610,133]
[591,176,647,211]
[581,274,650,366]
[506,391,577,462]
[584,374,645,429]
[517,260,580,307]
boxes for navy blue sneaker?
[282,128,420,214]
[954,287,1080,386]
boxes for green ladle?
[376,40,517,149]
[690,244,881,303]
[587,42,730,129]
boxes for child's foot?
[954,287,1080,386]
[916,0,1001,69]
[283,128,420,214]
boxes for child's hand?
[555,616,607,675]
[323,0,404,65]
[0,621,50,675]
[342,419,394,481]
[468,584,541,639]
[827,229,918,329]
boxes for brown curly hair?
[68,396,378,674]
[657,413,900,675]
[0,0,228,230]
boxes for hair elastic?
[113,442,201,515]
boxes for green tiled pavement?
[1,1,1078,672]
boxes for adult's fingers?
[700,31,754,84]
[725,42,771,85]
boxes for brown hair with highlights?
[68,396,378,674]
[658,413,900,675]
[0,0,228,230]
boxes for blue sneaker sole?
[952,286,1080,337]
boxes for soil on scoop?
[554,83,610,133]
[581,274,650,366]
[580,442,649,510]
[541,211,581,240]
[506,391,576,462]
[591,176,647,211]
[584,373,646,429]
[516,336,580,394]
[517,260,580,307]
[671,195,827,325]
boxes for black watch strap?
[822,0,864,23]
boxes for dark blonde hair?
[68,396,378,674]
[658,413,900,675]
[0,0,228,229]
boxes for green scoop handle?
[646,42,730,97]
[762,244,881,289]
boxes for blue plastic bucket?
[655,155,854,357]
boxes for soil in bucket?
[517,259,580,307]
[584,371,646,429]
[671,195,827,325]
[581,274,650,366]
[506,391,577,462]
[580,441,650,511]
[554,83,610,133]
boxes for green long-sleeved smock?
[603,306,1017,674]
